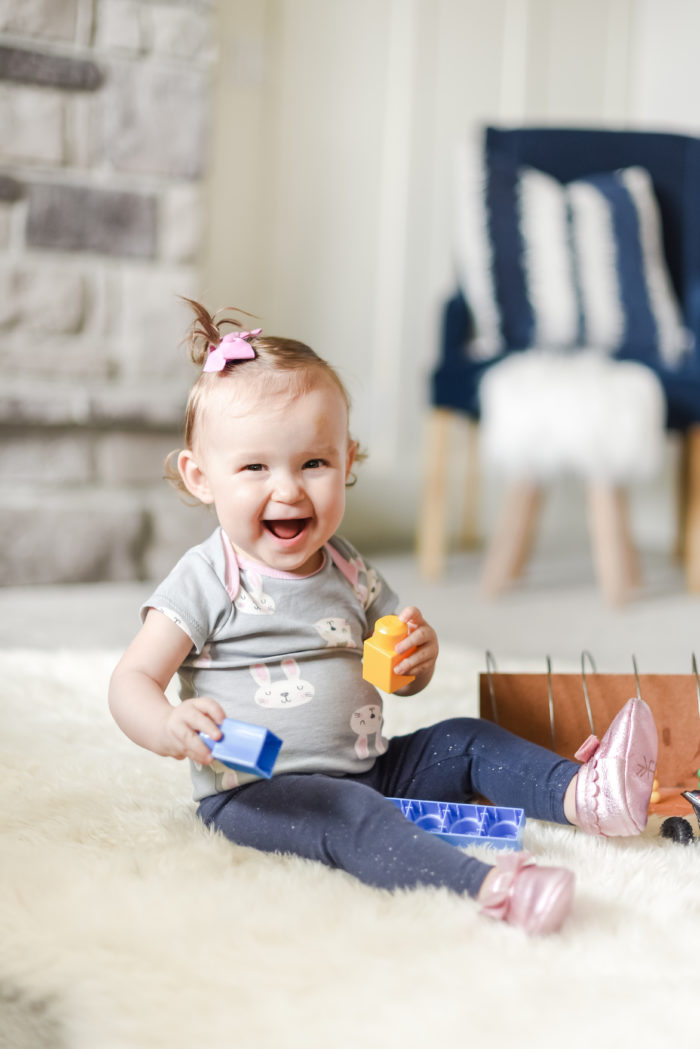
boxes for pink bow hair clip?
[203,329,262,373]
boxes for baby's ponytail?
[180,297,258,368]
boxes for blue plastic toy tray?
[388,798,525,850]
[200,718,282,778]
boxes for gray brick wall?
[0,0,215,585]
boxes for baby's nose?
[273,472,304,501]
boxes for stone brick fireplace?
[0,0,214,584]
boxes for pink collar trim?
[220,530,330,599]
[325,542,359,589]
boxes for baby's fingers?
[167,702,223,762]
[394,627,438,677]
[397,605,423,630]
[188,712,225,764]
[395,622,429,653]
[190,697,226,731]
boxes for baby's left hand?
[393,606,439,692]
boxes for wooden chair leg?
[458,416,480,549]
[682,425,700,591]
[586,483,638,605]
[417,409,453,579]
[674,431,689,561]
[480,481,542,598]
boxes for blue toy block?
[388,798,525,850]
[199,718,282,779]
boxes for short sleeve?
[141,545,230,654]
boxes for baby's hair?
[181,297,259,369]
[165,298,365,496]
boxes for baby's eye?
[303,458,326,470]
[243,463,265,472]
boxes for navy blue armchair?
[418,126,700,589]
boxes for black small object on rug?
[660,816,695,845]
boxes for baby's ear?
[178,449,214,504]
[345,440,358,481]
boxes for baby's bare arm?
[108,609,225,764]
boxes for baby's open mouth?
[264,519,309,540]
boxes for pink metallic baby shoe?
[479,852,575,935]
[574,696,657,837]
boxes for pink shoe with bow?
[574,696,657,837]
[479,852,575,935]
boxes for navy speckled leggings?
[197,717,579,900]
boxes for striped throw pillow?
[454,143,691,366]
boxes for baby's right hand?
[161,698,225,764]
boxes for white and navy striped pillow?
[454,143,690,365]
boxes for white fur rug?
[1,646,697,1049]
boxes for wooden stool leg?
[675,431,689,561]
[458,416,480,549]
[683,424,700,591]
[480,481,542,598]
[586,483,638,605]
[417,409,453,579]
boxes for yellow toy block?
[362,615,415,693]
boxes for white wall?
[203,0,700,553]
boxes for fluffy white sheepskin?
[479,351,666,482]
[0,647,697,1049]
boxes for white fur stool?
[478,351,666,604]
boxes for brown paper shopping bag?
[479,657,700,794]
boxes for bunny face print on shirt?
[350,703,388,759]
[250,659,315,708]
[314,617,356,647]
[234,570,276,615]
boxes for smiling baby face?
[178,372,357,576]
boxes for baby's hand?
[393,606,439,691]
[161,698,225,764]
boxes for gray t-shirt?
[142,528,398,800]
